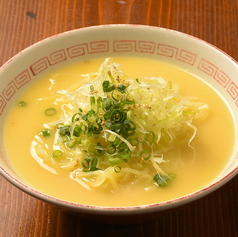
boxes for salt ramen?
[3,57,235,207]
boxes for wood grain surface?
[0,0,237,236]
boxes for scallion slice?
[19,101,27,107]
[136,132,147,143]
[117,148,131,161]
[45,108,56,116]
[114,166,121,173]
[112,89,124,101]
[102,80,115,92]
[41,129,50,137]
[52,150,63,157]
[140,150,151,160]
[153,174,170,187]
[106,144,116,154]
[93,144,105,157]
[109,157,122,165]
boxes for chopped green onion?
[102,80,115,92]
[19,101,27,107]
[97,97,103,107]
[93,143,105,157]
[66,138,78,148]
[117,142,128,150]
[107,71,116,83]
[110,109,126,124]
[52,150,63,157]
[147,131,156,145]
[140,150,151,160]
[73,124,81,137]
[102,98,115,111]
[117,84,126,93]
[108,133,117,142]
[90,85,94,93]
[114,166,121,173]
[82,109,95,121]
[90,96,96,106]
[82,157,100,172]
[122,120,136,137]
[45,108,56,116]
[59,126,71,136]
[129,138,139,147]
[109,136,121,146]
[96,117,102,123]
[106,144,116,154]
[41,129,50,137]
[109,157,122,165]
[153,174,170,187]
[126,110,134,120]
[112,90,124,101]
[136,132,147,143]
[169,173,176,179]
[117,148,131,161]
[82,159,90,169]
[91,123,103,134]
[72,113,81,122]
[61,135,69,142]
[121,99,135,105]
[90,157,99,171]
[80,124,88,135]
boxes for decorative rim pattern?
[1,39,238,116]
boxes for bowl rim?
[0,24,237,215]
[2,24,238,69]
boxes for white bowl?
[0,25,237,223]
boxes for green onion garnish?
[59,126,71,136]
[140,150,151,160]
[90,85,94,93]
[109,157,122,165]
[52,150,63,157]
[82,159,90,169]
[114,166,121,173]
[93,143,105,157]
[111,90,124,101]
[153,174,170,187]
[72,113,81,122]
[121,99,135,105]
[52,59,200,189]
[110,109,126,124]
[45,108,56,116]
[116,84,126,93]
[66,138,78,148]
[102,80,115,92]
[91,122,103,134]
[147,131,156,145]
[82,157,100,172]
[106,144,116,154]
[19,101,27,107]
[41,129,50,137]
[90,96,96,106]
[136,132,147,143]
[117,148,131,161]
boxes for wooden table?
[0,0,237,236]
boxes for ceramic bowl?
[0,25,237,224]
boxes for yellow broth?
[3,57,235,207]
